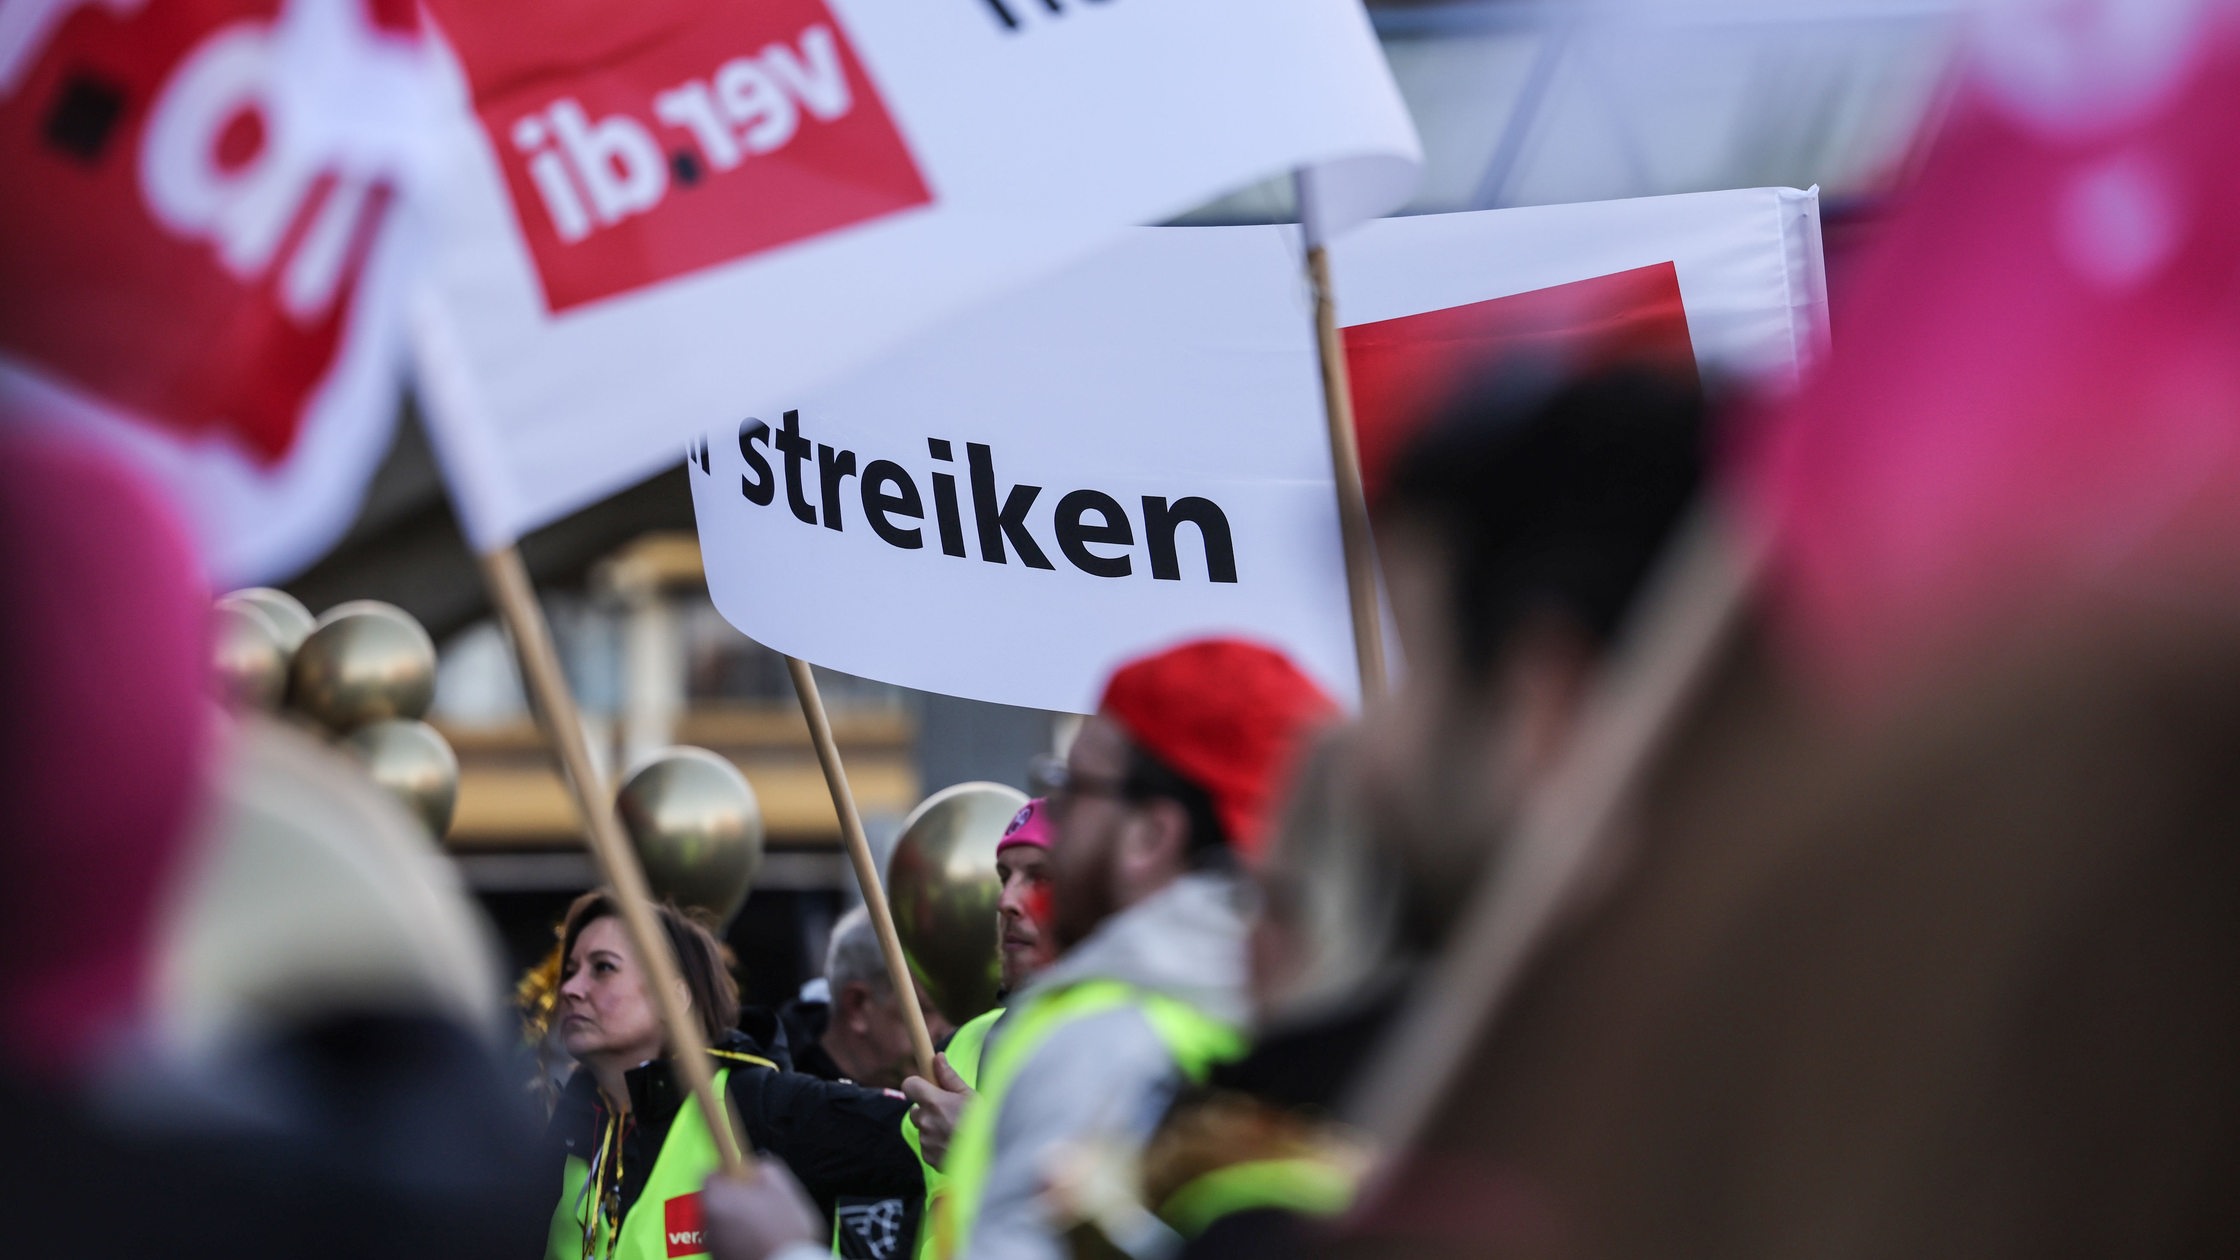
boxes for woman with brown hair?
[543,890,922,1260]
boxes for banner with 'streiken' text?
[690,187,1828,712]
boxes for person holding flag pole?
[463,453,942,1260]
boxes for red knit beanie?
[1097,638,1337,861]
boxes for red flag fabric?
[1743,0,2240,704]
[0,0,430,582]
[1344,262,1699,503]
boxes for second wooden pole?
[1295,169,1388,705]
[785,654,940,1080]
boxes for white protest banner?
[689,187,1827,712]
[0,0,431,584]
[410,0,1423,551]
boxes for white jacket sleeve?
[957,1006,1183,1260]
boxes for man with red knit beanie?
[924,637,1336,1260]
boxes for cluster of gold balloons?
[211,589,457,839]
[211,584,1019,1014]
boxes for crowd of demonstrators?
[440,352,2240,1260]
[21,285,2240,1260]
[0,290,1885,1260]
[798,907,957,1090]
[534,803,1064,1260]
[520,354,2240,1260]
[701,644,1337,1260]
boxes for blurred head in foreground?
[0,429,210,1079]
[1360,366,1706,951]
[1334,606,2240,1260]
[1244,724,1390,1026]
[1049,639,1335,950]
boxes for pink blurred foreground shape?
[1744,2,2240,706]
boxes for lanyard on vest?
[564,1049,777,1260]
[578,1107,632,1260]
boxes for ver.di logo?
[475,0,929,312]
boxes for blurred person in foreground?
[1356,367,1706,961]
[1055,367,1706,1258]
[697,640,1335,1260]
[1320,606,2240,1260]
[799,906,956,1090]
[544,891,923,1260]
[1,427,548,1258]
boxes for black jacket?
[15,1013,550,1260]
[546,1029,921,1258]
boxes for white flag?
[689,188,1827,712]
[410,0,1423,550]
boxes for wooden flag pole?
[1340,508,1755,1178]
[784,655,940,1079]
[480,545,749,1176]
[1295,168,1387,705]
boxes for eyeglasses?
[1029,755,1134,822]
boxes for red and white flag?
[409,0,1423,550]
[689,188,1825,712]
[0,0,431,583]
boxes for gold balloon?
[887,781,1028,1026]
[338,718,460,837]
[614,747,764,928]
[229,587,316,655]
[289,600,437,731]
[212,598,288,710]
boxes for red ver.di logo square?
[662,1191,707,1256]
[454,0,930,312]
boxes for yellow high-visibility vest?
[927,982,1242,1260]
[903,1006,999,1260]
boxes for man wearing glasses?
[924,637,1336,1260]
